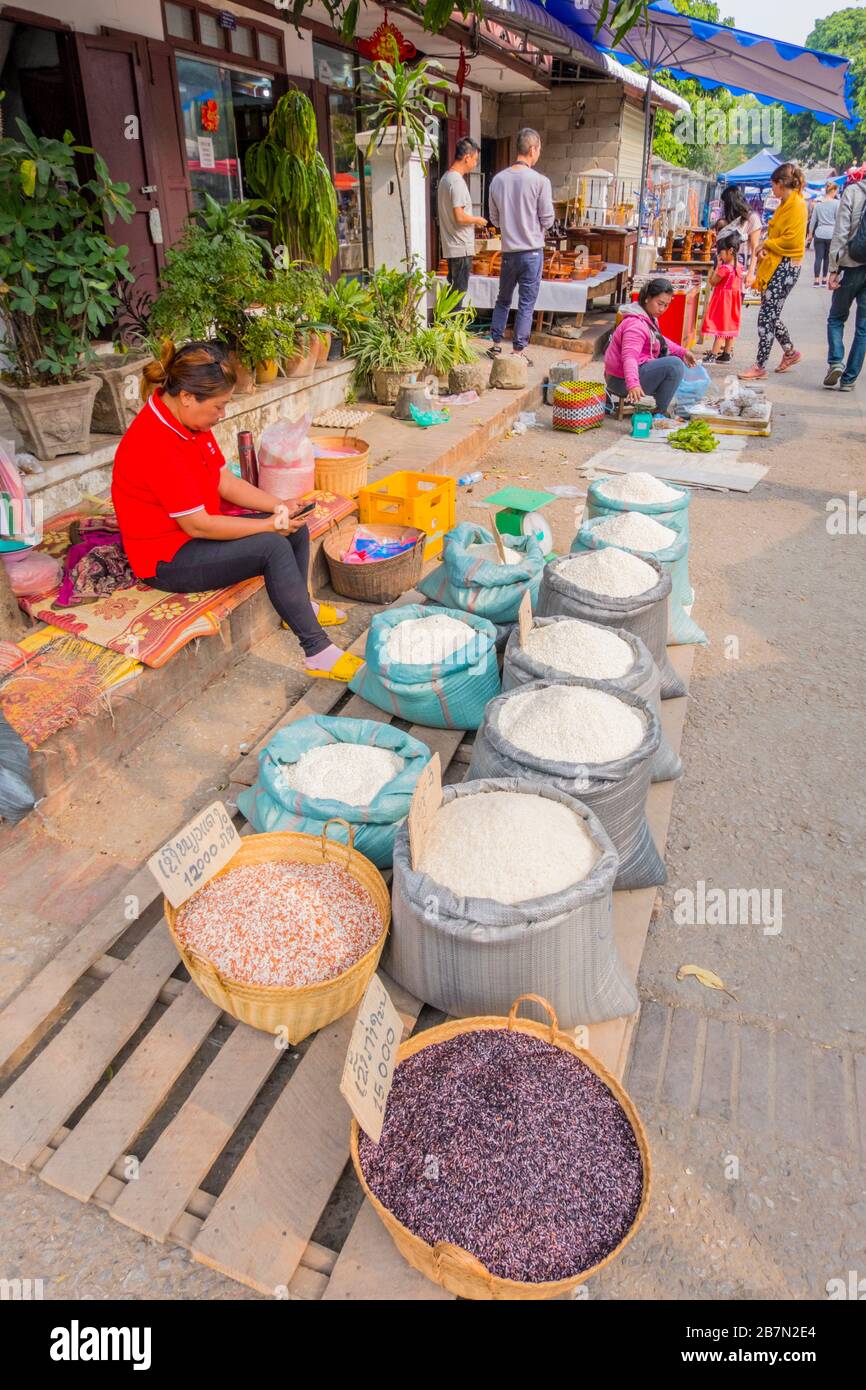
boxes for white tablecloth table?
[434,263,628,315]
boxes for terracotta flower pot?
[312,332,331,366]
[90,352,149,434]
[0,376,100,459]
[255,359,280,385]
[227,352,255,395]
[282,345,318,379]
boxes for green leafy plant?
[236,308,296,370]
[246,89,338,270]
[285,0,483,42]
[362,58,448,264]
[148,194,272,351]
[0,120,133,386]
[322,276,373,352]
[416,282,477,375]
[668,419,718,452]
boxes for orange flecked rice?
[175,861,382,988]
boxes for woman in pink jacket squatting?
[604,277,697,417]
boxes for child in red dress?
[702,232,744,363]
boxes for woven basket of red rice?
[164,820,391,1042]
[351,993,651,1300]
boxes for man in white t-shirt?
[437,137,487,302]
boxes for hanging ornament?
[358,11,416,64]
[200,99,219,134]
[456,47,471,138]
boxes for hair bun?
[140,339,176,402]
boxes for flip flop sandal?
[283,602,347,630]
[304,652,365,683]
[775,350,801,373]
[486,345,502,359]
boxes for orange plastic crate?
[358,471,456,560]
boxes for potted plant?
[237,307,293,385]
[322,276,373,359]
[245,88,338,270]
[362,59,448,266]
[415,281,478,388]
[0,121,134,458]
[149,195,273,393]
[89,278,154,435]
[352,265,430,404]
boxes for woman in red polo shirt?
[113,341,362,681]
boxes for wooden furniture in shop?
[566,225,638,296]
[663,226,715,262]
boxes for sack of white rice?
[536,550,686,699]
[502,615,682,782]
[348,604,500,729]
[387,779,635,1027]
[587,471,695,604]
[572,511,706,647]
[417,523,545,630]
[237,714,432,868]
[467,680,665,890]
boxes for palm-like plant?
[363,58,448,266]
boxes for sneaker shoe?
[839,380,855,391]
[702,352,718,363]
[716,351,733,363]
[824,363,844,387]
[775,348,801,373]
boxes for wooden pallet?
[0,588,694,1300]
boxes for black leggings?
[148,524,330,658]
[813,239,831,280]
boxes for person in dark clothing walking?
[824,174,866,390]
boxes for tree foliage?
[781,8,866,170]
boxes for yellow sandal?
[282,601,347,631]
[304,652,365,683]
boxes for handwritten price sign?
[147,801,241,908]
[340,974,403,1143]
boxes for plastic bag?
[387,778,633,1027]
[0,439,39,545]
[256,414,314,501]
[674,363,711,410]
[417,523,545,625]
[1,547,62,597]
[468,680,666,892]
[537,553,685,699]
[237,714,431,869]
[571,513,706,646]
[502,616,682,782]
[348,603,500,730]
[0,709,35,825]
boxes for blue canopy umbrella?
[527,1,857,228]
[718,149,782,186]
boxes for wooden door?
[143,40,193,253]
[73,33,164,298]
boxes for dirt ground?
[1,276,864,1299]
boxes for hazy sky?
[722,1,852,47]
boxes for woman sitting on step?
[112,340,362,683]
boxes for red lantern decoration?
[201,99,219,134]
[358,12,416,63]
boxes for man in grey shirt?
[487,128,555,360]
[437,137,487,302]
[823,174,866,389]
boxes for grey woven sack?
[536,553,686,699]
[502,615,682,782]
[387,778,636,1027]
[467,678,666,890]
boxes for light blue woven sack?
[349,603,500,730]
[417,523,545,623]
[571,514,706,646]
[237,714,431,868]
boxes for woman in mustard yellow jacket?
[739,163,808,380]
